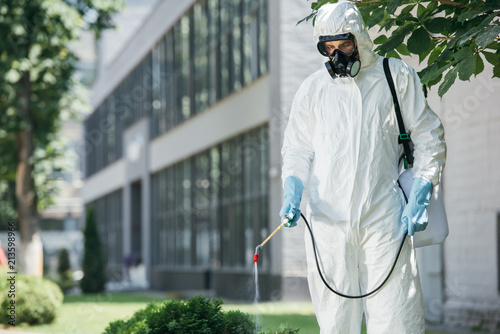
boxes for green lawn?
[223,301,321,334]
[15,292,168,334]
[9,292,461,334]
[15,292,322,334]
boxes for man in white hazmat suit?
[279,1,446,333]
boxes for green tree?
[80,207,106,293]
[0,0,123,275]
[302,0,500,96]
[57,248,71,274]
[57,248,74,292]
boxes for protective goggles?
[317,33,357,57]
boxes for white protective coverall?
[281,1,446,333]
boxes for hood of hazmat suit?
[281,1,446,333]
[313,0,375,70]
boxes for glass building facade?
[85,0,268,178]
[151,126,269,270]
[84,0,271,288]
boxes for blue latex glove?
[401,177,433,236]
[279,176,304,227]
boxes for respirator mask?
[317,33,361,79]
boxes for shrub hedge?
[0,268,63,326]
[104,295,300,334]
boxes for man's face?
[324,39,355,56]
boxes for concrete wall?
[438,65,500,331]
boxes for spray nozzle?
[253,216,290,264]
[254,245,262,263]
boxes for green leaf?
[451,14,497,49]
[450,13,497,48]
[424,17,451,34]
[407,27,431,55]
[427,73,443,88]
[494,64,500,78]
[297,12,316,26]
[479,12,499,28]
[396,43,411,56]
[419,39,437,63]
[457,27,482,47]
[458,7,486,23]
[367,7,386,28]
[421,62,453,85]
[456,54,475,81]
[475,53,485,76]
[417,1,439,22]
[443,6,454,16]
[475,24,500,48]
[485,41,500,50]
[378,11,394,32]
[453,47,474,62]
[396,15,419,26]
[438,68,458,97]
[426,0,439,15]
[387,0,402,15]
[440,49,454,62]
[450,13,498,48]
[455,13,500,45]
[401,4,416,16]
[379,24,415,54]
[458,1,499,23]
[380,17,396,32]
[428,44,445,65]
[483,51,500,66]
[387,50,402,59]
[417,4,426,18]
[360,3,381,26]
[374,35,388,45]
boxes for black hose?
[300,212,407,299]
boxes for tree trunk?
[16,72,43,277]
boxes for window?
[194,152,211,266]
[87,189,123,281]
[151,126,269,270]
[85,0,268,178]
[193,1,209,114]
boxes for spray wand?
[253,215,290,263]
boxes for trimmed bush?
[103,303,158,334]
[104,296,255,334]
[57,248,71,273]
[57,248,74,292]
[104,296,302,334]
[81,207,106,293]
[0,268,63,326]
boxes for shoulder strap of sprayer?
[383,57,414,169]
